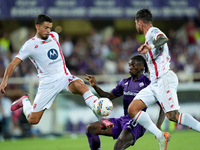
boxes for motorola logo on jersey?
[47,49,58,60]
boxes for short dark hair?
[131,55,149,73]
[135,9,152,23]
[35,14,52,25]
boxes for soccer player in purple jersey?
[85,55,165,150]
[0,14,113,128]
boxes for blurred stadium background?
[0,0,200,145]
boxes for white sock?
[83,90,98,110]
[178,113,200,132]
[22,98,32,118]
[83,90,103,121]
[134,111,163,138]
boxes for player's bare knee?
[127,106,134,118]
[128,100,144,118]
[86,123,96,134]
[86,124,92,133]
[166,110,179,122]
[128,105,138,118]
[71,80,89,94]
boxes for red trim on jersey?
[146,42,159,79]
[15,57,23,62]
[50,33,68,75]
[156,33,164,39]
[135,110,142,122]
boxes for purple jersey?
[111,74,150,116]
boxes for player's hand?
[0,82,7,95]
[85,74,97,87]
[138,44,151,54]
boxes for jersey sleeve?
[111,79,124,97]
[151,28,167,40]
[15,41,31,61]
[51,31,59,42]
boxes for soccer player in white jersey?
[128,9,200,150]
[0,14,113,129]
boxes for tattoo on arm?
[153,35,168,48]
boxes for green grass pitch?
[1,130,199,150]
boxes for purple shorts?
[110,115,146,142]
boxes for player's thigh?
[28,109,45,122]
[156,70,180,113]
[133,85,156,107]
[32,81,64,112]
[68,79,89,95]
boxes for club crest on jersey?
[47,49,58,60]
[139,82,144,87]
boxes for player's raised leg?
[178,113,200,131]
[11,94,45,124]
[128,99,170,150]
[68,79,113,128]
[165,110,200,132]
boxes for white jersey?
[144,27,171,82]
[16,32,70,83]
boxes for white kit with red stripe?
[134,26,180,113]
[144,27,171,82]
[15,32,82,112]
[16,31,70,83]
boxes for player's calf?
[165,110,179,122]
[27,110,45,125]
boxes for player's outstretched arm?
[85,74,116,100]
[0,58,21,95]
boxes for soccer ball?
[93,98,113,117]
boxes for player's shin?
[86,132,101,150]
[133,111,163,139]
[22,99,32,118]
[83,90,103,120]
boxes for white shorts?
[31,75,81,112]
[134,70,180,113]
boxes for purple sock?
[86,133,101,150]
